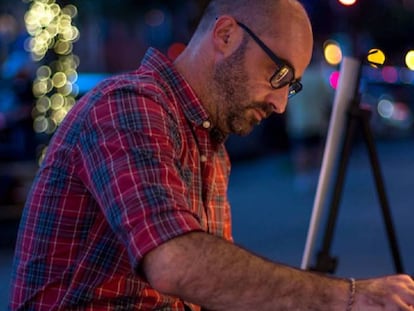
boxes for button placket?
[198,119,211,164]
[202,120,211,129]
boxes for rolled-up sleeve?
[76,86,204,268]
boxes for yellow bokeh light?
[50,3,61,17]
[57,82,73,97]
[26,0,79,139]
[51,108,68,125]
[54,40,73,55]
[45,118,57,134]
[62,5,78,18]
[62,54,80,69]
[25,0,78,61]
[33,79,50,97]
[405,50,414,70]
[36,65,52,80]
[46,23,58,37]
[52,72,67,88]
[324,40,342,66]
[36,96,51,113]
[33,116,49,133]
[65,68,78,83]
[367,49,386,67]
[51,93,65,110]
[32,78,53,96]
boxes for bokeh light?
[24,0,80,136]
[338,0,357,6]
[324,40,342,66]
[145,9,165,27]
[399,67,414,84]
[381,66,399,83]
[378,101,413,129]
[405,50,414,70]
[167,42,186,61]
[367,49,386,68]
[329,71,340,89]
[378,98,394,119]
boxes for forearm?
[143,232,350,311]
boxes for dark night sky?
[71,0,413,65]
[1,0,413,65]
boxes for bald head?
[194,0,312,39]
[188,0,313,71]
[185,0,313,88]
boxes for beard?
[211,39,270,136]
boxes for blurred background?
[0,0,414,309]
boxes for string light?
[24,0,79,144]
[24,0,79,165]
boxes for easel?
[300,55,404,274]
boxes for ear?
[212,15,244,58]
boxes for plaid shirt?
[9,48,232,310]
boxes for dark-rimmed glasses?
[236,21,303,98]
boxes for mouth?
[251,108,267,123]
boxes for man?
[9,0,414,310]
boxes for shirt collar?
[140,48,227,144]
[141,48,207,126]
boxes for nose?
[265,87,289,114]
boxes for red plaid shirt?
[9,48,232,310]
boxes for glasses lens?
[270,65,294,89]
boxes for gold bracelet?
[346,278,356,311]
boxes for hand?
[354,274,414,310]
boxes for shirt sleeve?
[76,84,204,269]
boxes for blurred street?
[229,137,414,278]
[1,136,413,309]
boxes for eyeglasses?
[236,21,303,98]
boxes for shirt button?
[202,120,211,129]
[200,155,208,162]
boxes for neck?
[174,47,219,127]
